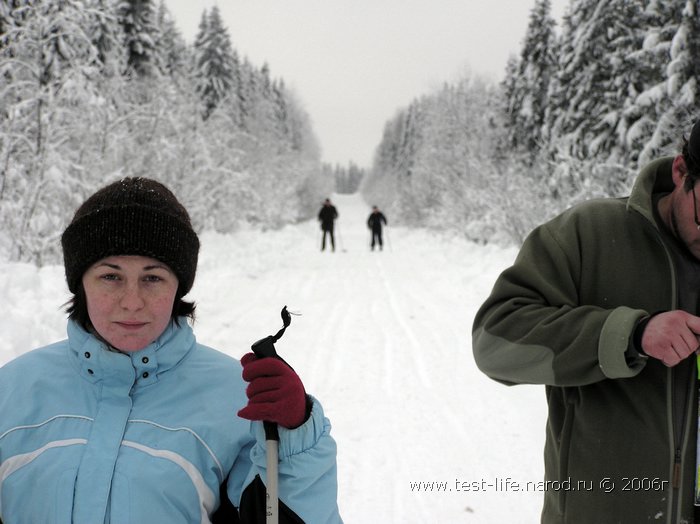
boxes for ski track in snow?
[0,192,548,523]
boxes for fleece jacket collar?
[627,156,675,224]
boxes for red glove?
[237,352,308,429]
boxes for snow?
[0,192,548,523]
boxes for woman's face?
[82,255,179,352]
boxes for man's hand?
[641,310,700,366]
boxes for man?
[367,205,388,251]
[472,119,700,523]
[318,198,338,252]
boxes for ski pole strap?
[250,307,292,359]
[272,306,292,342]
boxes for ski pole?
[250,306,296,524]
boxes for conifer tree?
[237,58,257,129]
[194,6,237,120]
[117,0,158,77]
[504,0,556,159]
[154,0,187,77]
[251,62,279,141]
[87,0,125,77]
[614,1,678,164]
[640,0,700,162]
[272,78,290,141]
[547,0,645,164]
[500,56,519,146]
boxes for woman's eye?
[100,273,119,281]
[143,275,163,283]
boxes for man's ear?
[672,154,688,186]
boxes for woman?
[0,178,341,523]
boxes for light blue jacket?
[0,320,341,523]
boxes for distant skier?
[318,198,338,251]
[367,205,388,251]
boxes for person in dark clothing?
[367,206,388,251]
[473,119,700,523]
[318,198,338,251]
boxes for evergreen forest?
[1,0,698,263]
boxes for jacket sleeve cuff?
[245,396,341,523]
[598,306,648,379]
[251,395,331,458]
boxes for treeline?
[362,0,699,245]
[0,0,331,264]
[321,161,365,194]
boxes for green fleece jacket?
[473,157,699,523]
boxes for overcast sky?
[163,0,569,168]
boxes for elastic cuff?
[599,307,648,378]
[632,311,665,355]
[304,394,313,422]
[251,396,330,458]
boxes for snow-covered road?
[193,192,548,522]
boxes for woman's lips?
[115,321,147,330]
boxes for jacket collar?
[67,319,195,389]
[628,156,675,225]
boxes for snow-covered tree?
[154,0,187,77]
[614,1,678,164]
[364,74,550,244]
[546,0,646,164]
[193,6,238,120]
[0,0,105,262]
[322,162,365,194]
[503,0,557,159]
[1,1,326,264]
[86,0,125,77]
[639,0,700,163]
[117,0,159,77]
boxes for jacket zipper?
[673,447,682,489]
[670,361,696,523]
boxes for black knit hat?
[61,177,200,296]
[689,119,700,167]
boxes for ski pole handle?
[250,334,280,524]
[249,307,296,524]
[251,335,280,359]
[251,335,282,443]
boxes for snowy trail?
[0,192,547,523]
[193,193,548,522]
